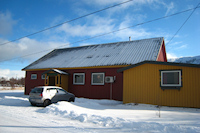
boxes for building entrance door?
[49,76,55,86]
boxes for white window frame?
[161,70,182,87]
[41,74,47,79]
[73,73,85,85]
[91,73,105,85]
[31,74,37,80]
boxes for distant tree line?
[0,77,25,88]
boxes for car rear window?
[31,88,43,93]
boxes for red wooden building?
[22,37,167,101]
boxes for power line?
[166,2,200,46]
[0,6,199,63]
[0,0,134,46]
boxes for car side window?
[47,88,57,94]
[57,89,66,94]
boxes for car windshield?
[31,88,43,93]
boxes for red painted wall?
[66,67,123,101]
[25,70,46,95]
[25,67,123,101]
[157,40,167,62]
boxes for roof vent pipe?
[129,36,131,41]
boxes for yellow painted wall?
[44,74,48,86]
[60,75,68,91]
[123,63,200,108]
[55,75,59,86]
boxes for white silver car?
[29,86,75,107]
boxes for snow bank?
[38,101,123,127]
[1,91,200,133]
[37,98,200,132]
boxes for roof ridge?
[55,37,164,51]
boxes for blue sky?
[0,0,199,78]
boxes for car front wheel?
[69,98,74,102]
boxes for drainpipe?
[110,83,112,100]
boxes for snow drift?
[37,98,200,132]
[0,90,200,133]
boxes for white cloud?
[0,68,25,78]
[156,1,175,16]
[82,0,122,6]
[167,53,177,60]
[113,26,152,41]
[53,0,178,43]
[82,0,160,16]
[83,0,161,7]
[176,44,187,49]
[56,15,115,37]
[167,41,182,46]
[0,37,69,63]
[56,12,152,42]
[164,2,175,15]
[0,11,17,35]
[112,14,151,40]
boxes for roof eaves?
[117,61,200,72]
[42,69,69,75]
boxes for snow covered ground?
[0,87,24,90]
[0,90,200,133]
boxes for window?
[73,73,85,85]
[31,87,43,93]
[56,89,66,94]
[160,70,182,89]
[57,76,59,84]
[47,88,57,94]
[42,74,48,81]
[41,74,46,79]
[31,74,37,80]
[92,73,105,85]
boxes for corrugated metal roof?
[23,37,164,70]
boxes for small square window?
[92,73,104,85]
[31,74,37,80]
[73,73,85,85]
[41,74,46,79]
[42,74,48,80]
[160,70,182,89]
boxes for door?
[51,89,69,103]
[49,76,55,86]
